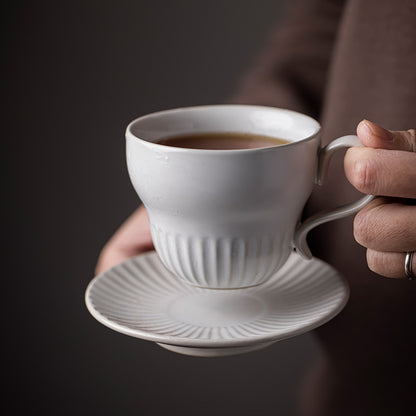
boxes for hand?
[95,205,154,274]
[344,120,416,278]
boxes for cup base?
[179,279,266,290]
[156,341,276,357]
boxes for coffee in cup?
[156,132,290,150]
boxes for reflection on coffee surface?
[156,132,290,150]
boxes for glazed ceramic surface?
[126,105,372,288]
[85,251,349,357]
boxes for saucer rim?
[85,251,349,348]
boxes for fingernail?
[362,119,393,141]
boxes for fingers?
[95,205,154,275]
[95,246,137,277]
[366,250,416,279]
[357,120,416,152]
[344,147,416,198]
[345,120,416,198]
[347,120,416,279]
[353,197,416,279]
[353,197,416,252]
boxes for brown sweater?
[232,0,416,414]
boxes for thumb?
[357,120,416,152]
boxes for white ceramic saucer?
[85,251,348,357]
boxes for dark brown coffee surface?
[156,132,290,150]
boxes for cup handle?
[293,135,375,259]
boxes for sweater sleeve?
[229,0,346,121]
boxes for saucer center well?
[167,292,264,327]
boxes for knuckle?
[366,250,392,277]
[351,157,377,194]
[366,250,381,274]
[97,243,111,263]
[353,210,373,246]
[100,240,119,260]
[366,250,405,279]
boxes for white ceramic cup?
[126,105,373,289]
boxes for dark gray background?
[4,1,321,415]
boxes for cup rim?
[126,104,321,154]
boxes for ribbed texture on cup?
[151,226,284,288]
